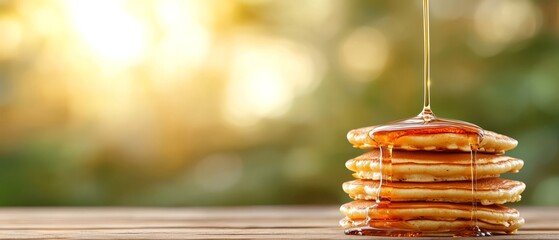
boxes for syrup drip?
[345,0,491,236]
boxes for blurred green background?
[0,0,557,206]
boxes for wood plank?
[0,206,555,239]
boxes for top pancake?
[347,126,517,154]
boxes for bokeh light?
[66,0,150,64]
[225,32,321,126]
[0,16,22,60]
[339,26,389,82]
[472,0,541,56]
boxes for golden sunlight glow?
[224,33,320,126]
[339,26,389,82]
[151,0,211,89]
[0,16,23,60]
[65,0,150,64]
[4,0,325,165]
[233,67,291,119]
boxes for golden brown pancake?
[343,178,525,205]
[346,149,524,182]
[340,200,524,234]
[347,126,517,154]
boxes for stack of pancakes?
[340,126,525,235]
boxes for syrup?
[345,0,491,236]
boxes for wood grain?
[0,206,555,239]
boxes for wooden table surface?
[0,206,556,239]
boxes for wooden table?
[0,206,556,239]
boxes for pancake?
[347,126,517,154]
[340,200,524,234]
[343,178,525,205]
[346,149,524,182]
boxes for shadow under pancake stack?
[340,116,526,237]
